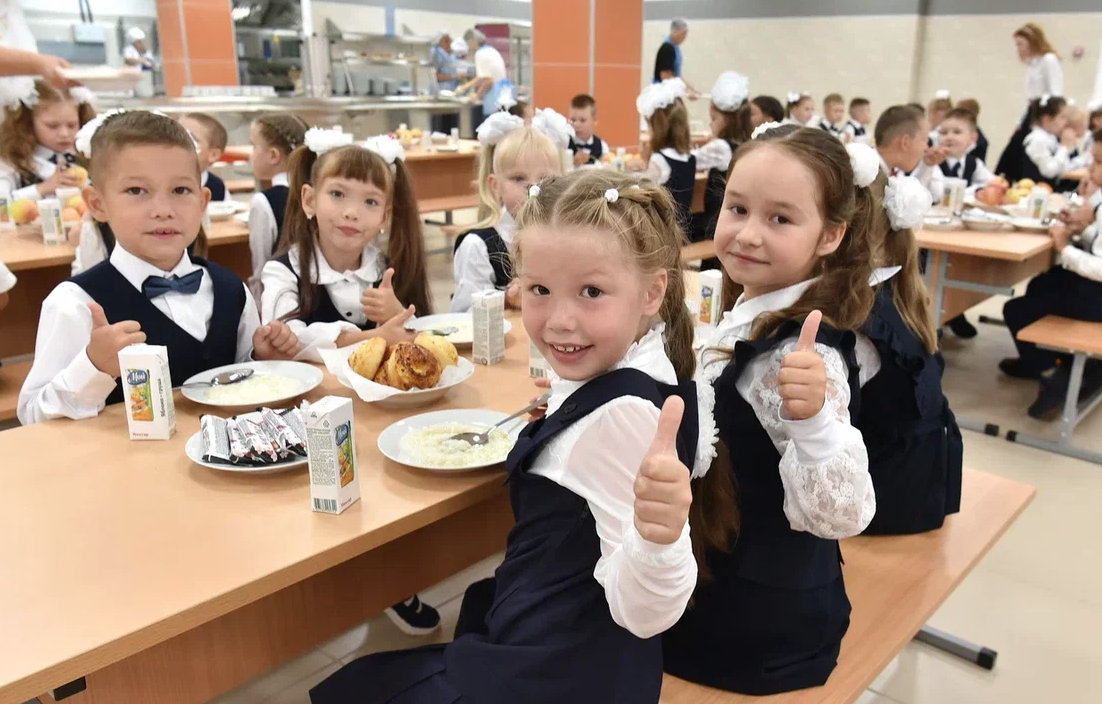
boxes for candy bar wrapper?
[226,418,259,465]
[200,415,233,465]
[260,407,307,459]
[280,407,308,447]
[240,418,280,465]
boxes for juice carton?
[39,198,64,245]
[698,270,724,326]
[304,396,361,515]
[472,290,505,365]
[118,344,176,440]
[0,191,14,231]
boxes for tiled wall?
[157,0,239,96]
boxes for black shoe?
[1028,367,1071,420]
[947,315,978,339]
[999,357,1044,380]
[385,595,441,636]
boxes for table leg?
[1004,353,1102,465]
[914,625,997,670]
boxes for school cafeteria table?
[0,219,251,359]
[0,317,536,704]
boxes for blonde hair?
[515,169,737,582]
[0,81,95,185]
[648,99,692,154]
[472,126,561,227]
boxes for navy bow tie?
[49,152,78,167]
[947,162,961,176]
[141,270,203,299]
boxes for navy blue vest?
[443,368,699,704]
[847,119,866,138]
[1019,133,1060,187]
[272,252,379,330]
[453,226,512,288]
[940,154,979,185]
[704,139,738,223]
[70,257,246,405]
[859,285,962,535]
[262,184,289,253]
[664,320,858,695]
[205,173,227,202]
[657,151,697,230]
[568,134,604,164]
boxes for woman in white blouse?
[996,23,1065,179]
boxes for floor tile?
[264,660,344,704]
[342,593,463,664]
[204,649,336,704]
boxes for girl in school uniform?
[1018,95,1076,188]
[750,95,785,128]
[629,78,697,229]
[260,128,432,362]
[662,125,877,695]
[450,113,563,313]
[247,113,308,280]
[312,168,724,704]
[17,110,300,426]
[783,92,815,126]
[0,80,95,199]
[692,71,751,246]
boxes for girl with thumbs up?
[260,130,434,361]
[663,124,878,695]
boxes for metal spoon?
[182,368,254,389]
[450,393,551,447]
[416,326,459,337]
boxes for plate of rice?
[181,361,324,407]
[377,409,525,471]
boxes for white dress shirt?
[698,278,878,539]
[260,241,387,362]
[1026,53,1063,104]
[248,172,289,281]
[71,217,106,276]
[942,154,994,189]
[1023,126,1070,180]
[1068,133,1094,171]
[1059,190,1102,283]
[201,171,233,201]
[692,138,733,173]
[18,244,260,425]
[530,325,709,638]
[0,258,15,293]
[473,45,507,82]
[843,120,872,146]
[571,134,611,162]
[644,147,691,185]
[0,145,76,200]
[450,207,515,313]
[909,159,945,206]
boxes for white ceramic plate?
[181,361,324,407]
[338,357,475,409]
[184,411,307,475]
[377,408,524,472]
[207,202,239,221]
[59,66,143,92]
[1011,217,1049,234]
[923,216,962,232]
[233,211,250,223]
[961,217,1005,232]
[405,313,512,347]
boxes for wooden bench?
[999,315,1102,464]
[660,468,1035,704]
[0,360,31,422]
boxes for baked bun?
[384,342,442,390]
[414,333,458,369]
[349,337,387,379]
[373,363,390,387]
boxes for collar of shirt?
[660,147,691,162]
[1028,125,1056,145]
[289,242,384,286]
[871,265,902,285]
[879,154,904,178]
[944,156,961,170]
[574,134,595,147]
[201,171,209,187]
[1088,189,1102,211]
[496,205,517,247]
[545,323,676,416]
[271,172,289,187]
[33,144,68,163]
[109,242,200,292]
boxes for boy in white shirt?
[937,108,994,190]
[567,94,610,167]
[875,105,945,204]
[844,97,872,145]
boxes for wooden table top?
[662,467,1036,704]
[223,140,480,164]
[915,228,1053,262]
[1018,315,1102,357]
[0,318,539,702]
[0,219,248,273]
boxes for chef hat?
[127,27,147,42]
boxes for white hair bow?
[304,126,353,155]
[476,112,525,146]
[531,107,575,149]
[496,86,518,111]
[637,78,687,118]
[362,134,406,166]
[711,71,750,112]
[883,175,931,231]
[786,91,805,104]
[846,143,880,188]
[75,109,124,158]
[1040,94,1051,107]
[751,121,782,140]
[935,89,951,100]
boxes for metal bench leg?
[1004,353,1102,465]
[424,210,454,227]
[977,315,1007,327]
[914,625,997,670]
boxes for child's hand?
[253,320,303,360]
[505,280,522,309]
[66,219,82,244]
[378,304,417,346]
[527,376,551,421]
[361,268,406,324]
[573,150,591,167]
[1060,202,1095,234]
[625,157,647,172]
[86,302,145,378]
[778,310,826,421]
[1049,223,1072,252]
[633,395,692,545]
[37,168,83,196]
[923,146,948,167]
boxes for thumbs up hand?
[777,310,826,421]
[633,396,693,545]
[85,302,146,378]
[361,268,405,324]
